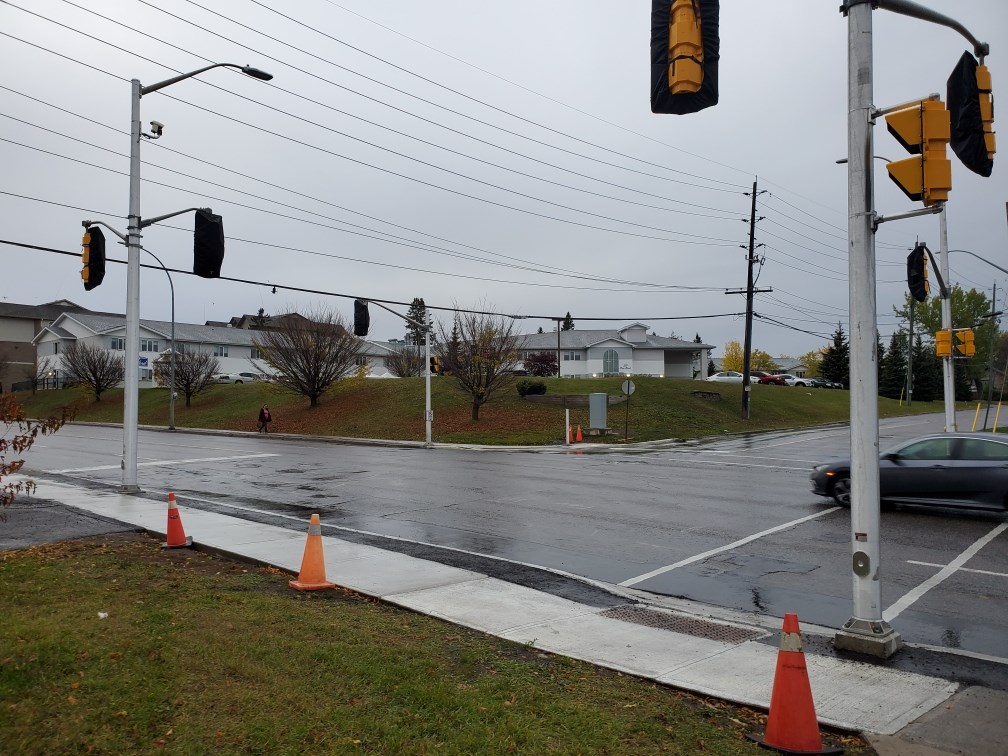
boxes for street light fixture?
[121,63,272,493]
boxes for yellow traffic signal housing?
[430,355,441,374]
[886,99,952,206]
[935,329,952,357]
[955,329,976,357]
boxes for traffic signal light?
[955,329,976,357]
[193,209,225,278]
[947,51,995,177]
[353,299,370,337]
[429,355,440,375]
[650,0,719,115]
[81,226,106,290]
[906,243,929,302]
[935,329,952,357]
[885,99,952,206]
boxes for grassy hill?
[15,376,955,445]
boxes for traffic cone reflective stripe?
[289,514,335,591]
[162,492,193,549]
[748,613,841,755]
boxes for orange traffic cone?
[575,425,583,442]
[162,492,193,549]
[568,426,573,443]
[289,514,336,591]
[748,614,841,754]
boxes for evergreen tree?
[879,331,908,399]
[911,334,942,401]
[537,326,544,334]
[405,298,428,377]
[819,323,850,387]
[561,312,575,331]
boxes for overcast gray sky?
[2,0,1006,358]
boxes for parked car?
[782,374,811,387]
[238,372,261,382]
[707,371,744,383]
[213,372,247,384]
[811,432,1008,510]
[806,377,830,388]
[758,374,788,386]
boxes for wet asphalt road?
[17,410,1008,661]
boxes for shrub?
[516,380,547,397]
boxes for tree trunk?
[471,400,480,421]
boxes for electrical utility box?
[589,393,608,430]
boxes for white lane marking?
[618,507,841,587]
[684,450,823,465]
[883,523,1008,622]
[46,453,280,474]
[906,560,1008,579]
[662,457,810,472]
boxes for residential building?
[518,324,713,379]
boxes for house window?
[53,342,59,355]
[140,339,159,353]
[213,345,228,357]
[562,351,581,361]
[355,356,368,367]
[110,337,125,351]
[602,349,619,374]
[251,347,261,360]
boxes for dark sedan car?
[811,432,1008,510]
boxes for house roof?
[36,313,265,346]
[0,299,106,321]
[518,328,713,351]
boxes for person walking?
[257,404,272,433]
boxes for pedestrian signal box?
[935,329,952,357]
[955,329,976,357]
[886,99,952,207]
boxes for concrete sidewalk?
[16,478,1008,754]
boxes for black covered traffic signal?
[650,0,719,115]
[81,226,106,290]
[907,243,929,302]
[194,209,225,278]
[947,51,995,177]
[353,299,370,337]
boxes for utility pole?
[726,179,770,420]
[984,283,998,429]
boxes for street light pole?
[120,64,271,493]
[835,1,902,658]
[143,248,176,430]
[123,78,142,492]
[938,206,956,431]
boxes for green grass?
[16,376,970,445]
[0,533,872,754]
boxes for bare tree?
[60,342,125,401]
[435,307,525,421]
[26,355,53,394]
[153,350,219,406]
[0,349,12,393]
[385,345,425,378]
[252,305,362,407]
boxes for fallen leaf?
[67,696,77,704]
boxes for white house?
[518,323,713,379]
[32,312,399,385]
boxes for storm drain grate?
[599,605,765,644]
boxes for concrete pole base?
[835,618,903,658]
[117,485,142,495]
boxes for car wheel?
[795,381,806,387]
[831,474,852,506]
[235,379,243,384]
